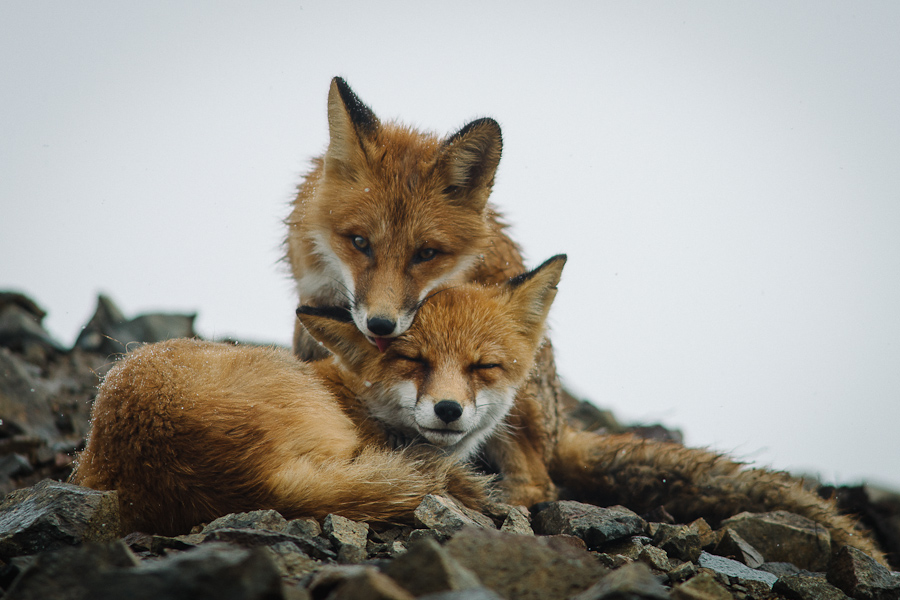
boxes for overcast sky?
[2,2,898,489]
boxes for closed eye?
[396,354,428,366]
[472,363,502,371]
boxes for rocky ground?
[1,290,899,599]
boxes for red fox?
[72,257,566,536]
[284,77,524,359]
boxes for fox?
[71,256,567,536]
[284,77,569,509]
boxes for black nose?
[434,400,463,424]
[367,317,396,337]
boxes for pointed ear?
[435,118,502,211]
[296,306,378,371]
[503,255,567,340]
[324,77,379,177]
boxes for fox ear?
[436,118,502,212]
[503,255,567,340]
[325,77,379,176]
[296,306,377,370]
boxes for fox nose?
[434,400,463,424]
[367,317,396,337]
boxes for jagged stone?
[499,506,533,535]
[652,521,703,562]
[182,527,335,561]
[571,562,669,600]
[413,495,495,540]
[329,568,415,600]
[697,551,778,588]
[827,545,900,600]
[671,571,733,600]
[0,480,120,559]
[384,537,481,596]
[416,589,504,600]
[0,293,65,358]
[775,573,851,600]
[720,510,832,571]
[323,513,369,563]
[260,541,320,580]
[713,528,765,568]
[202,509,288,532]
[532,501,646,548]
[602,535,651,561]
[668,561,699,584]
[639,544,675,572]
[285,517,321,538]
[444,527,608,600]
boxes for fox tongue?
[374,337,393,353]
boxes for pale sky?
[2,2,899,488]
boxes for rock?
[260,541,321,580]
[697,550,778,588]
[202,509,288,533]
[712,528,765,568]
[444,527,608,600]
[671,571,733,600]
[417,589,504,600]
[413,494,495,540]
[827,545,900,600]
[385,537,481,596]
[639,544,675,572]
[328,568,415,600]
[499,506,533,535]
[0,480,120,559]
[775,573,852,600]
[285,517,321,538]
[652,521,703,563]
[2,539,140,599]
[74,294,196,357]
[532,501,646,548]
[571,562,669,600]
[0,293,65,359]
[721,510,832,571]
[602,535,652,561]
[323,514,369,563]
[184,527,335,561]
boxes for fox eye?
[413,248,438,263]
[472,363,501,371]
[396,354,428,366]
[351,236,371,254]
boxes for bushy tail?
[267,446,492,524]
[551,428,885,563]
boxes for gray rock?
[775,573,851,600]
[323,513,369,563]
[827,545,900,600]
[638,544,675,572]
[712,527,765,569]
[285,517,321,538]
[328,568,414,600]
[652,521,703,563]
[260,541,320,580]
[0,480,120,559]
[0,293,65,358]
[74,294,196,356]
[698,550,778,588]
[720,510,832,571]
[444,527,608,600]
[385,537,481,596]
[413,494,495,540]
[499,506,533,535]
[417,589,504,600]
[182,527,335,561]
[571,562,669,600]
[202,509,288,533]
[671,571,733,600]
[532,501,646,548]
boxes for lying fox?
[72,257,565,536]
[285,77,568,508]
[72,256,883,563]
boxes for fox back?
[285,77,524,358]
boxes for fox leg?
[551,429,886,564]
[266,446,491,524]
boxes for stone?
[499,506,533,535]
[571,562,669,600]
[444,527,608,600]
[385,537,481,596]
[639,544,675,572]
[671,571,733,600]
[712,528,765,568]
[186,527,335,561]
[652,521,703,563]
[417,589,504,600]
[0,293,65,358]
[324,514,368,549]
[285,517,321,538]
[261,541,319,579]
[532,501,646,548]
[827,545,900,600]
[329,568,414,600]
[775,573,851,600]
[413,495,495,539]
[720,510,832,571]
[74,294,196,357]
[697,551,778,588]
[0,480,120,559]
[602,535,652,561]
[202,509,288,532]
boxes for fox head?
[297,255,566,461]
[306,77,503,347]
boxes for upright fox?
[73,257,566,536]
